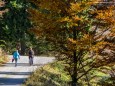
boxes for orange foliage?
[29,0,115,83]
[0,1,7,16]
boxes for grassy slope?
[0,56,8,65]
[23,61,115,86]
[23,61,71,86]
[0,49,8,65]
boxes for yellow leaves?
[90,41,107,52]
[111,28,115,33]
[69,0,99,14]
[76,34,92,50]
[69,2,87,15]
[59,16,81,23]
[39,0,65,13]
[70,3,81,12]
[96,10,113,19]
[58,17,71,22]
[96,6,115,24]
[72,15,82,22]
[67,34,93,51]
[68,38,76,44]
[88,0,100,5]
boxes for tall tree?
[29,0,115,85]
[1,0,32,54]
[0,0,7,47]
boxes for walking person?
[13,50,20,67]
[28,47,34,66]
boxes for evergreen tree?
[1,0,32,54]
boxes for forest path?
[0,55,54,86]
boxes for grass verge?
[0,48,8,65]
[23,61,71,86]
[23,61,115,86]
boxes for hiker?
[13,50,20,67]
[28,47,34,65]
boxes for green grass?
[23,61,71,86]
[23,61,115,86]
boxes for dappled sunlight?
[0,55,54,85]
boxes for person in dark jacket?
[28,47,34,65]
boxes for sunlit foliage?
[29,0,115,85]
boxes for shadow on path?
[0,56,54,86]
[0,71,32,75]
[0,63,43,67]
[0,71,31,85]
[0,77,27,85]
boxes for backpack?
[29,50,34,57]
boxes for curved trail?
[0,55,54,86]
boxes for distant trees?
[0,0,52,55]
[0,0,7,47]
[29,0,115,85]
[0,0,32,54]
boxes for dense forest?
[0,0,52,55]
[0,0,115,86]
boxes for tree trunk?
[20,33,26,55]
[20,40,26,55]
[71,51,78,86]
[71,27,78,86]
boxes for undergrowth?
[0,48,8,65]
[23,61,115,86]
[23,61,71,86]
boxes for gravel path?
[0,55,54,86]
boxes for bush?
[0,48,8,65]
[23,62,71,86]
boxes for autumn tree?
[90,0,115,66]
[29,0,115,85]
[89,0,115,85]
